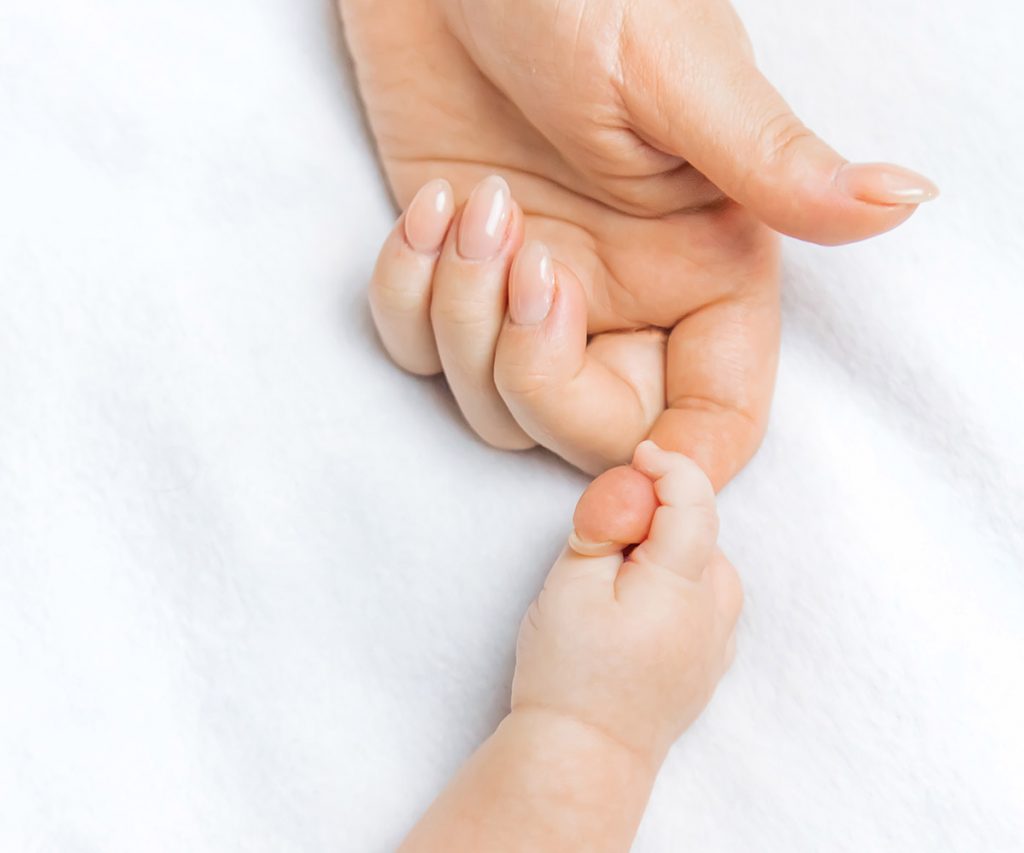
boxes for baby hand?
[512,440,742,763]
[399,441,741,851]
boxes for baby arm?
[401,441,742,852]
[400,706,655,852]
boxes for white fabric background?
[1,0,1022,850]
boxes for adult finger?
[430,175,535,450]
[620,2,939,245]
[494,242,665,474]
[368,179,454,375]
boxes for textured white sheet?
[2,0,1022,850]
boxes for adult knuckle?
[494,364,553,399]
[756,110,814,171]
[430,291,495,330]
[370,278,424,315]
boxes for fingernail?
[635,439,661,457]
[403,179,455,254]
[458,175,512,260]
[836,162,940,205]
[631,440,665,470]
[510,241,555,325]
[568,530,621,558]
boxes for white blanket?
[2,0,1021,849]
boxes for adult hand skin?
[343,0,938,487]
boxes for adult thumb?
[623,24,938,244]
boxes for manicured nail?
[403,179,455,254]
[510,240,555,325]
[458,175,512,260]
[836,162,940,205]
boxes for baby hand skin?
[400,442,742,852]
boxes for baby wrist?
[505,704,663,781]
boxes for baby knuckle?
[728,576,744,617]
[688,502,720,547]
[711,554,744,617]
[670,455,717,508]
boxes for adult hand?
[344,0,937,486]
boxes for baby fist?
[511,441,742,765]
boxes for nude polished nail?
[458,175,512,260]
[836,162,940,205]
[403,179,455,253]
[510,240,555,325]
